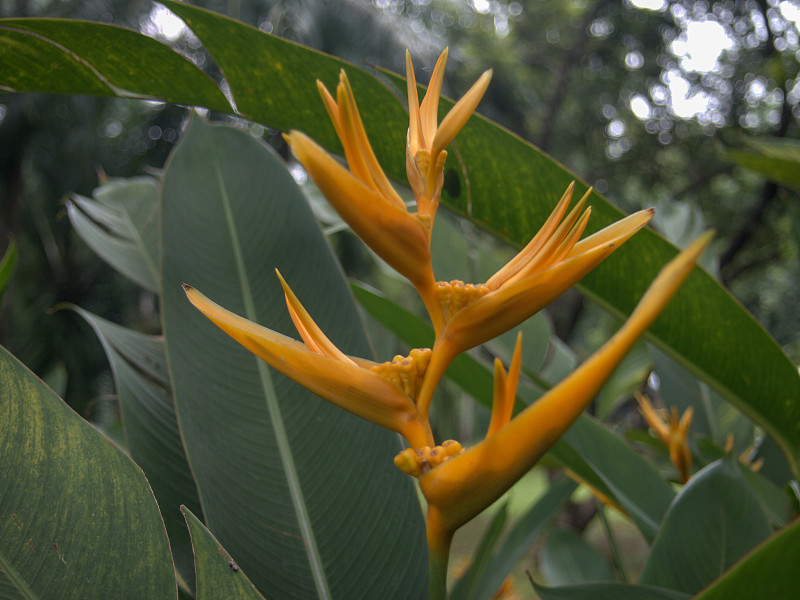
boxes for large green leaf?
[68,306,201,592]
[0,344,175,599]
[181,508,267,600]
[2,7,798,473]
[0,25,111,95]
[0,18,229,110]
[160,118,426,599]
[693,518,800,600]
[639,458,772,594]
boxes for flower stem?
[426,507,453,600]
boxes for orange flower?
[637,393,694,483]
[285,52,490,335]
[413,232,710,550]
[184,276,434,449]
[405,48,492,217]
[415,184,656,420]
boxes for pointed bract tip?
[274,268,290,290]
[182,283,193,292]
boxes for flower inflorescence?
[185,48,710,592]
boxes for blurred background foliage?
[1,0,798,421]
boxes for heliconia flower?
[637,392,694,483]
[285,54,490,336]
[416,232,711,561]
[405,48,492,217]
[183,276,434,449]
[415,183,656,420]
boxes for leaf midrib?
[212,157,331,599]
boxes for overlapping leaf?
[0,18,229,109]
[160,118,426,599]
[69,306,200,591]
[67,177,160,293]
[1,6,798,474]
[639,458,771,594]
[693,518,800,600]
[182,507,266,600]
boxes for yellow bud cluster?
[393,439,464,478]
[370,348,432,400]
[437,280,490,321]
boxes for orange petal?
[335,72,405,209]
[636,392,671,445]
[569,207,655,257]
[486,183,576,289]
[406,50,422,156]
[275,270,355,365]
[430,68,492,163]
[419,48,448,147]
[486,332,522,437]
[285,130,434,288]
[183,284,423,440]
[444,241,618,353]
[419,232,711,532]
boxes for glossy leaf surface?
[0,18,229,109]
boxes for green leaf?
[639,458,772,594]
[181,507,267,600]
[534,582,691,600]
[68,305,201,592]
[67,177,160,293]
[548,415,675,544]
[539,528,614,586]
[725,137,800,190]
[0,344,175,599]
[0,19,229,110]
[453,477,577,600]
[160,118,426,599]
[0,238,16,299]
[0,25,111,95]
[694,518,800,600]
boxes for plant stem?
[428,543,450,600]
[426,508,454,600]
